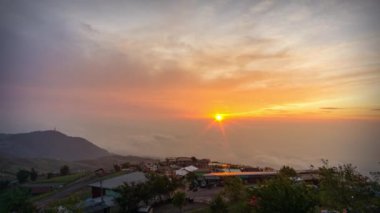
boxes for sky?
[1,0,380,174]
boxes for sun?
[214,114,224,122]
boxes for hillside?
[0,130,110,161]
[75,154,158,169]
[0,154,158,175]
[0,156,90,175]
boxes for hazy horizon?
[1,0,379,175]
[2,119,379,175]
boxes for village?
[12,156,321,212]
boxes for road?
[34,174,97,209]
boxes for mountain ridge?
[0,130,110,161]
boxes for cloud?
[80,23,99,34]
[250,0,274,14]
[320,107,344,110]
[0,2,379,122]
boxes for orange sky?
[1,1,379,121]
[1,0,380,173]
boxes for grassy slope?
[35,173,87,184]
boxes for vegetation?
[36,172,86,184]
[3,159,378,213]
[172,191,186,212]
[197,177,253,213]
[222,177,247,203]
[209,194,228,213]
[203,161,379,213]
[15,168,39,183]
[227,201,252,213]
[250,176,317,213]
[318,161,380,212]
[279,165,297,177]
[113,163,122,172]
[116,182,143,212]
[116,174,180,212]
[186,172,198,190]
[0,180,10,192]
[16,169,30,183]
[148,173,180,201]
[30,168,38,181]
[60,165,70,176]
[47,172,54,179]
[0,187,36,212]
[44,189,90,212]
[121,162,130,169]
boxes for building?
[194,159,210,168]
[241,167,262,172]
[22,183,61,195]
[164,157,210,169]
[203,171,277,185]
[89,171,147,198]
[83,172,148,212]
[219,168,241,173]
[175,165,198,176]
[208,161,230,169]
[157,165,174,176]
[165,157,177,165]
[175,157,193,167]
[142,162,158,172]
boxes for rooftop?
[89,172,147,189]
[204,171,277,177]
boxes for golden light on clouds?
[1,0,379,122]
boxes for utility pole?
[100,179,104,203]
[95,168,105,204]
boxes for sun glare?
[214,114,224,122]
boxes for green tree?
[113,164,121,172]
[0,180,10,191]
[60,165,70,176]
[121,162,130,169]
[279,165,297,177]
[172,191,186,213]
[319,163,379,212]
[30,168,38,181]
[136,181,153,206]
[228,201,252,213]
[186,172,198,190]
[251,176,317,213]
[116,174,180,212]
[47,172,54,179]
[223,177,247,202]
[116,183,142,213]
[210,194,228,213]
[16,169,30,183]
[149,174,177,201]
[45,194,82,212]
[1,187,36,212]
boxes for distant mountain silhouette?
[0,130,110,161]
